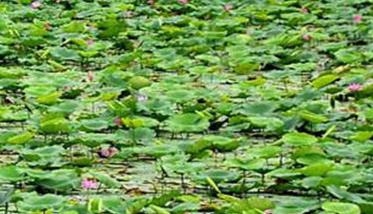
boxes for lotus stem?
[5,202,8,214]
[180,173,186,193]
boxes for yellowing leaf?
[7,132,34,144]
[37,92,61,105]
[311,74,339,89]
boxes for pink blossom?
[109,147,118,155]
[224,4,233,12]
[300,7,309,14]
[81,178,99,190]
[87,24,96,32]
[99,149,111,158]
[44,22,52,31]
[303,34,312,41]
[264,210,273,214]
[69,195,84,203]
[30,1,42,9]
[99,147,118,158]
[123,11,134,18]
[87,71,94,82]
[178,0,188,4]
[114,117,122,126]
[147,0,155,5]
[86,39,94,46]
[353,15,362,24]
[348,83,363,92]
[136,94,148,102]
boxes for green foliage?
[0,0,372,213]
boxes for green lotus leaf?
[281,132,318,146]
[24,86,56,97]
[234,61,260,74]
[226,158,267,172]
[197,135,240,152]
[49,101,79,115]
[350,131,373,142]
[194,169,241,184]
[97,16,126,38]
[171,202,200,213]
[322,202,360,214]
[36,91,61,105]
[62,21,86,33]
[166,89,195,103]
[218,195,274,213]
[7,132,34,144]
[165,113,209,133]
[237,102,277,115]
[128,76,152,90]
[267,168,301,179]
[248,116,284,130]
[335,49,364,64]
[299,110,328,123]
[89,172,121,188]
[299,162,334,177]
[17,194,66,212]
[40,118,70,134]
[326,186,365,204]
[0,45,9,56]
[251,146,282,159]
[246,197,275,211]
[88,198,104,214]
[0,67,26,79]
[311,74,339,89]
[274,197,319,214]
[301,176,323,189]
[50,47,81,61]
[81,119,109,132]
[21,145,64,167]
[34,169,79,191]
[0,187,13,205]
[0,166,25,182]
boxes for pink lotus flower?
[86,39,94,46]
[87,71,94,82]
[109,147,118,154]
[44,22,52,31]
[353,15,362,24]
[99,147,118,158]
[30,1,42,9]
[81,178,99,190]
[136,94,148,102]
[303,34,312,41]
[348,83,363,92]
[178,0,188,4]
[300,7,309,14]
[87,24,96,32]
[114,117,122,126]
[123,11,134,18]
[99,149,111,158]
[224,4,233,12]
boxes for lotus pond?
[0,0,373,213]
